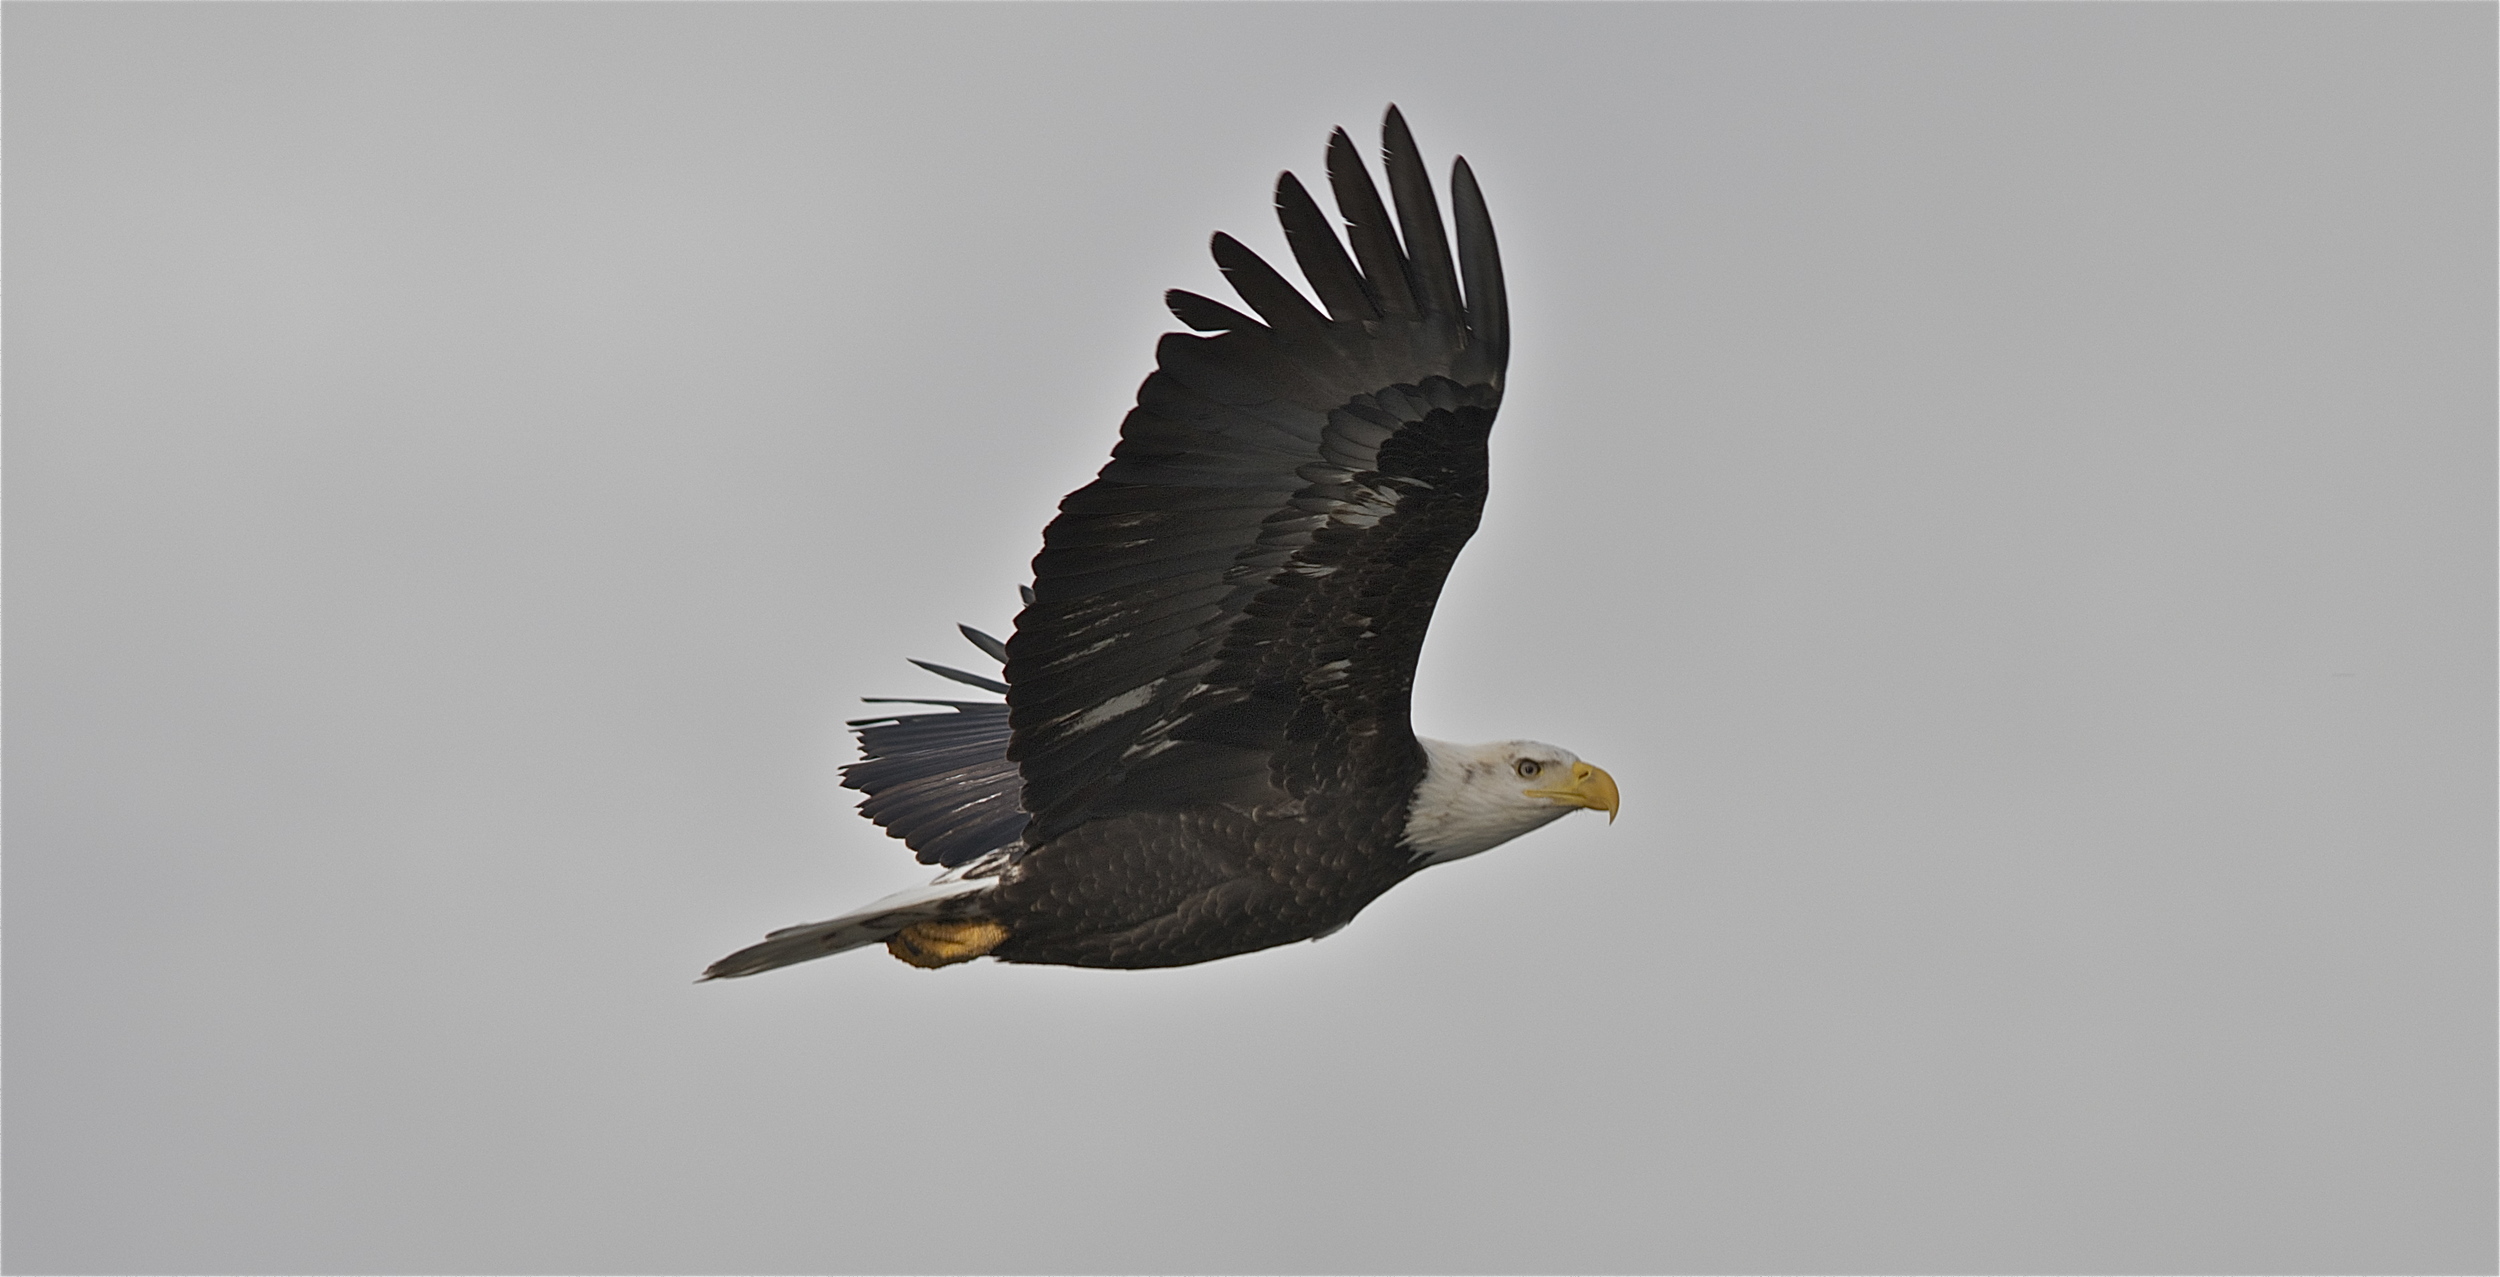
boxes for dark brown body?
[986,795,1422,968]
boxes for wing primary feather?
[1325,126,1417,319]
[958,625,1011,665]
[909,659,1011,695]
[1211,233,1328,338]
[1381,105,1461,320]
[1275,171,1375,323]
[1166,288,1260,333]
[1450,155,1509,379]
[1020,584,1036,607]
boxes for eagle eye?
[1515,759,1542,779]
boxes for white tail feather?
[702,874,997,980]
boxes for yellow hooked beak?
[1526,761,1620,823]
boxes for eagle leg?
[886,918,1010,968]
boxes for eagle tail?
[705,610,1033,980]
[700,869,1001,980]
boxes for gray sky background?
[6,4,2493,1274]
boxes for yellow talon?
[886,918,1010,968]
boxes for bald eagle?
[704,108,1616,977]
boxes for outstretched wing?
[1006,107,1508,845]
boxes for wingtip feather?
[1167,288,1258,333]
[1379,106,1460,319]
[908,659,1010,695]
[959,625,1010,665]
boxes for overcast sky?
[7,4,2493,1274]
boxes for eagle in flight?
[705,108,1617,976]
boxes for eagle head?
[1402,737,1620,866]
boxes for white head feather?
[1401,736,1614,866]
